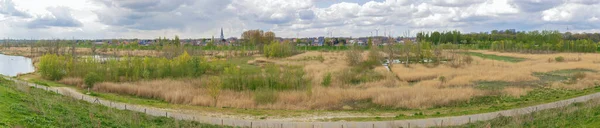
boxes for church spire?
[220,28,224,41]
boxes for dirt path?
[7,77,600,128]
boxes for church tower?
[220,28,225,42]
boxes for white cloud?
[1,0,600,39]
[542,3,600,23]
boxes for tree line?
[417,30,599,53]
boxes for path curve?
[6,77,600,128]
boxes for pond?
[0,54,35,77]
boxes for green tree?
[84,72,102,92]
[38,54,66,80]
[206,76,222,107]
[174,35,180,46]
[367,37,373,49]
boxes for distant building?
[317,37,324,46]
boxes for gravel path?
[7,77,600,128]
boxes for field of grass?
[449,100,600,128]
[22,67,600,122]
[462,52,526,62]
[8,46,600,123]
[0,78,225,128]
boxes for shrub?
[264,40,296,58]
[221,64,307,91]
[337,67,383,85]
[346,49,361,66]
[205,76,222,107]
[463,55,473,64]
[38,54,67,80]
[572,72,586,80]
[322,73,332,87]
[361,48,383,69]
[555,56,565,62]
[438,76,447,84]
[84,72,102,89]
[254,89,278,105]
[38,52,213,82]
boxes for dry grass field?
[56,50,598,111]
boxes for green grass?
[0,78,227,128]
[463,52,526,63]
[225,56,258,70]
[30,79,65,87]
[448,100,600,128]
[475,68,597,90]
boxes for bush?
[84,72,102,88]
[221,64,307,91]
[264,40,296,58]
[555,56,565,62]
[38,52,213,82]
[322,73,332,87]
[254,89,278,105]
[205,76,222,107]
[346,49,361,66]
[438,76,447,83]
[337,67,383,85]
[360,48,383,69]
[572,72,586,80]
[38,54,67,80]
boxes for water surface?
[0,54,35,76]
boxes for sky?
[1,0,600,39]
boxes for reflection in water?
[0,54,35,76]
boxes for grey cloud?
[0,0,31,18]
[27,7,82,28]
[93,0,232,30]
[94,0,192,12]
[428,0,486,7]
[512,0,564,12]
[299,10,315,20]
[569,0,600,5]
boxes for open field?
[84,50,600,110]
[9,45,600,122]
[7,75,600,128]
[0,77,224,128]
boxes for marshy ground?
[6,46,600,122]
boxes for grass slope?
[0,78,226,128]
[448,100,600,128]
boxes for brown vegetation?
[47,50,600,110]
[58,77,84,88]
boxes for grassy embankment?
[0,77,226,128]
[446,99,600,128]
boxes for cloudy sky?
[1,0,599,39]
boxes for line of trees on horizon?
[417,30,600,53]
